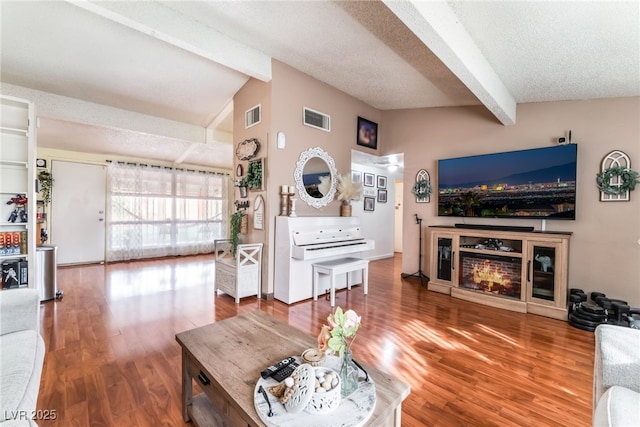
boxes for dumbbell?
[611,301,631,326]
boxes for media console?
[427,226,571,320]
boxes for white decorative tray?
[254,355,376,427]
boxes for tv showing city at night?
[437,144,577,220]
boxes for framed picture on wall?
[377,189,387,203]
[377,175,387,189]
[363,173,375,187]
[351,170,362,183]
[357,116,378,150]
[364,197,375,211]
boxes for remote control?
[271,361,299,382]
[260,357,296,379]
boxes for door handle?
[98,218,104,222]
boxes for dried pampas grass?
[336,174,363,203]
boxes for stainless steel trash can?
[37,245,60,302]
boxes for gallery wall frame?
[357,116,378,150]
[377,189,387,203]
[364,196,375,211]
[377,175,387,189]
[351,170,362,183]
[364,173,375,187]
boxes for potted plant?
[236,178,248,198]
[229,211,244,256]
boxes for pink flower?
[317,325,331,352]
[327,313,338,328]
[343,309,361,332]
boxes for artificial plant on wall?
[37,170,54,206]
[246,159,263,190]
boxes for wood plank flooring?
[36,254,594,426]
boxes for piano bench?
[312,257,369,307]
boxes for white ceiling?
[1,1,638,170]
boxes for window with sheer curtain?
[106,162,229,262]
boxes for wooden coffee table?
[175,310,410,427]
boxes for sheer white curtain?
[106,162,229,262]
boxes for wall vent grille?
[303,107,330,132]
[245,104,261,128]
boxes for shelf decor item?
[412,169,431,203]
[336,174,363,217]
[597,150,638,202]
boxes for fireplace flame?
[471,260,511,292]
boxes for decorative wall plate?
[236,138,260,161]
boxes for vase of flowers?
[317,307,361,397]
[336,174,363,217]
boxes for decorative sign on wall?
[412,169,432,203]
[597,150,638,202]
[253,195,264,230]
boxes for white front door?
[50,161,106,265]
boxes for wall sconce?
[277,132,286,149]
[387,164,398,172]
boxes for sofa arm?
[594,325,640,410]
[0,289,40,336]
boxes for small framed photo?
[351,170,362,183]
[377,175,387,189]
[357,116,378,150]
[363,173,375,187]
[377,189,387,203]
[364,196,375,211]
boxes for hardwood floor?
[36,254,594,426]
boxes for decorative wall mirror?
[294,147,337,208]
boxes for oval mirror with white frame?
[294,147,337,209]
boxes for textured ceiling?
[1,0,638,170]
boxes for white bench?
[214,239,263,303]
[312,257,369,307]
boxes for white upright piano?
[274,216,375,304]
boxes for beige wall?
[234,60,381,296]
[385,97,640,306]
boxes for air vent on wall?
[245,104,261,128]
[303,107,331,132]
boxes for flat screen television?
[437,144,577,220]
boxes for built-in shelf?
[0,126,28,136]
[0,160,28,167]
[1,95,35,291]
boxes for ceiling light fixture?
[387,164,398,172]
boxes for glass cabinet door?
[529,244,558,301]
[437,237,453,282]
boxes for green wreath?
[412,179,432,199]
[596,166,640,195]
